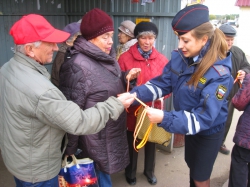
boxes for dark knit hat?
[172,4,209,36]
[80,8,114,40]
[219,24,237,37]
[134,22,158,38]
[63,22,80,38]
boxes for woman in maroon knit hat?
[59,8,140,187]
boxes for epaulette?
[212,65,230,76]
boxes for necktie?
[188,58,194,65]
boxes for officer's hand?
[146,107,164,124]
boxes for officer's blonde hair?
[187,22,228,88]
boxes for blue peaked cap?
[172,4,209,36]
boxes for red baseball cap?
[10,14,70,45]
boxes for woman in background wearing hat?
[51,22,81,88]
[120,4,233,187]
[59,8,140,187]
[118,21,169,186]
[116,20,137,60]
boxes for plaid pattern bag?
[136,99,171,147]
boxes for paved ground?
[111,110,240,187]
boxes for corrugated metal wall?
[0,0,180,151]
[0,0,68,69]
[0,0,181,75]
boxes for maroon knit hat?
[80,8,114,40]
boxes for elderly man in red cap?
[0,14,136,187]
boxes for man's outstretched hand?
[117,92,136,109]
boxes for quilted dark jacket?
[59,36,129,174]
[232,74,250,150]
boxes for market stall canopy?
[235,0,250,6]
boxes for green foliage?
[209,15,216,20]
[209,14,239,21]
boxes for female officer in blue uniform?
[125,4,233,187]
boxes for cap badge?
[174,31,179,36]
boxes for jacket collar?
[130,42,159,61]
[71,36,116,64]
[178,40,211,66]
[14,52,51,79]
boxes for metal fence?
[0,0,180,71]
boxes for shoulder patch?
[212,65,230,76]
[215,85,227,100]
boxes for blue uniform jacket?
[131,49,233,135]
